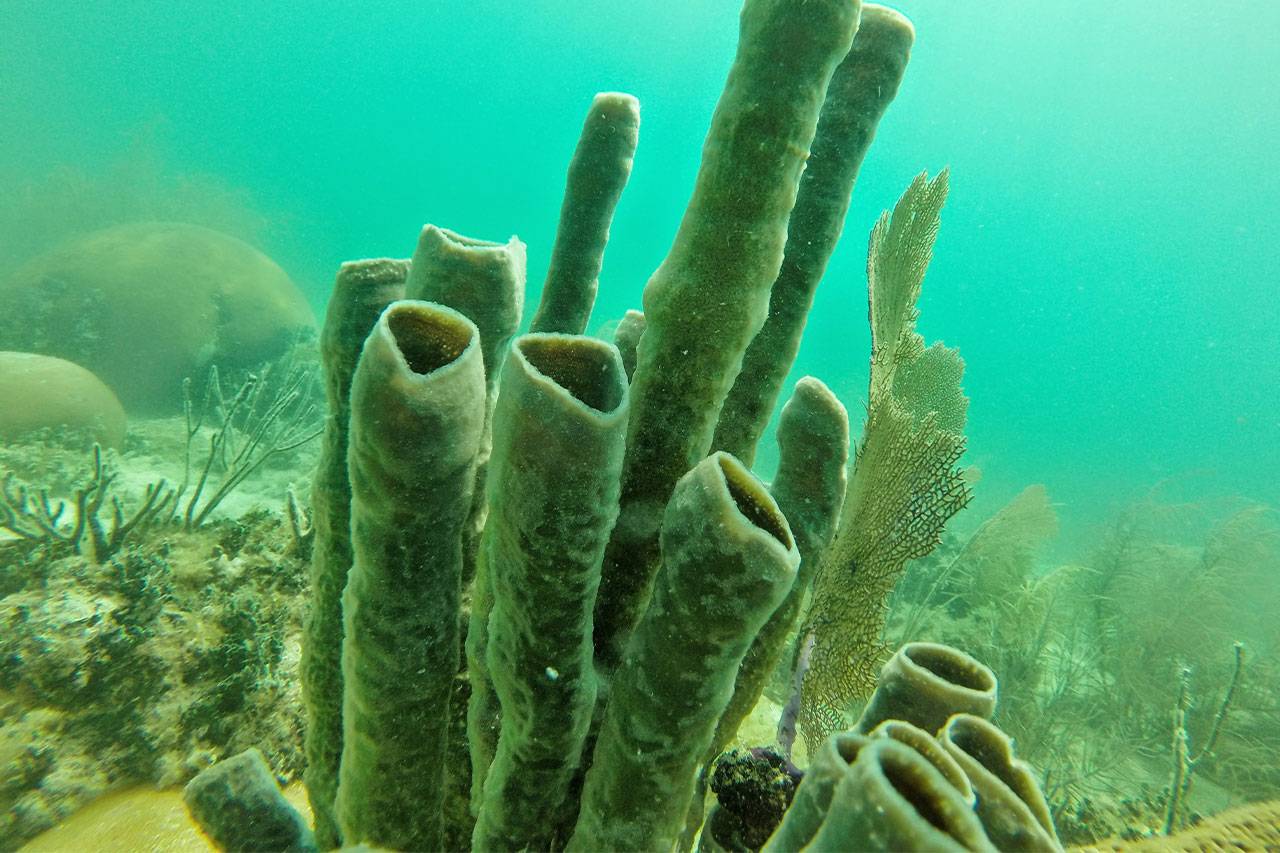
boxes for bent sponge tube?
[570,452,799,852]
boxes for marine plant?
[892,483,1280,844]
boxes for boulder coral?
[0,351,126,448]
[0,222,314,412]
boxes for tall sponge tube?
[569,452,800,852]
[593,0,863,673]
[301,258,407,849]
[335,300,486,852]
[470,333,629,852]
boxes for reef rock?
[0,222,315,411]
[0,351,127,448]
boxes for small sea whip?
[777,631,816,773]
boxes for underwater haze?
[4,0,1277,538]
[4,2,1280,849]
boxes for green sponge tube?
[593,0,862,672]
[763,732,869,853]
[713,4,917,465]
[804,738,994,852]
[611,308,646,381]
[404,225,526,389]
[569,452,800,852]
[938,714,1061,852]
[769,377,851,567]
[336,300,486,852]
[867,719,974,806]
[854,642,998,736]
[301,258,407,849]
[184,748,316,853]
[530,92,641,335]
[711,377,849,757]
[470,334,629,852]
[404,224,526,581]
[403,227,527,836]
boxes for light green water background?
[3,0,1277,548]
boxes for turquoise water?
[4,3,1280,848]
[3,0,1277,538]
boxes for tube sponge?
[183,748,316,853]
[336,300,486,852]
[402,228,527,827]
[763,732,870,853]
[612,309,646,381]
[530,92,641,335]
[593,0,863,673]
[404,224,528,587]
[713,4,917,465]
[301,258,407,849]
[709,376,849,760]
[854,642,998,736]
[867,719,974,807]
[471,334,629,852]
[569,452,799,852]
[404,225,525,389]
[804,738,993,853]
[938,714,1062,852]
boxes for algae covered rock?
[0,509,309,851]
[0,222,315,411]
[0,351,127,448]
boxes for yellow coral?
[1077,799,1280,852]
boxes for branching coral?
[175,355,322,530]
[1,349,321,568]
[1,445,173,563]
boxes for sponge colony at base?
[0,351,127,448]
[0,222,315,411]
